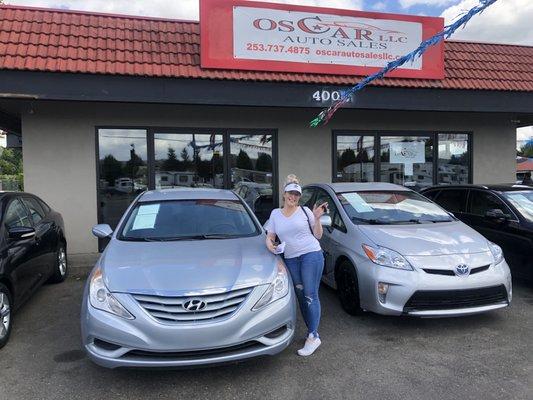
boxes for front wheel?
[336,261,363,316]
[0,283,13,349]
[48,243,68,283]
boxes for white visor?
[284,183,302,194]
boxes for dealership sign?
[200,0,444,79]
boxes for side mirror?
[320,215,332,228]
[485,209,510,221]
[92,224,113,238]
[8,226,35,240]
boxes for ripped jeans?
[284,250,324,338]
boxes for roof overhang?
[0,70,532,117]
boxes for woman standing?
[265,175,327,356]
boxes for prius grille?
[132,287,254,324]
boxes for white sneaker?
[297,337,321,356]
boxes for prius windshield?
[120,199,260,241]
[338,190,454,225]
[502,191,533,222]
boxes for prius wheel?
[336,261,363,316]
[48,243,68,284]
[0,283,12,349]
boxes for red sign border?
[200,0,444,80]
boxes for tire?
[48,243,68,284]
[0,283,13,349]
[336,260,363,316]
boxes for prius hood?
[99,235,278,295]
[358,221,490,256]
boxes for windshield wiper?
[201,234,241,239]
[351,217,391,225]
[144,235,207,241]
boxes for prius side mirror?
[92,224,113,238]
[320,215,332,228]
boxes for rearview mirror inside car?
[92,224,113,238]
[8,226,36,240]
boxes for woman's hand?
[313,202,328,220]
[265,232,278,254]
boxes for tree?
[338,148,357,170]
[255,152,272,172]
[180,148,191,170]
[518,142,533,158]
[236,150,253,170]
[101,154,123,186]
[162,147,181,171]
[124,147,144,179]
[0,147,23,190]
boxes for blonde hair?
[284,174,300,187]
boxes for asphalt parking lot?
[1,270,531,400]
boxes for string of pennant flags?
[309,0,498,127]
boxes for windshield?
[119,199,260,241]
[502,191,533,222]
[338,190,454,225]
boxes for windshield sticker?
[132,204,160,230]
[341,193,374,213]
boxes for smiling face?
[283,190,301,207]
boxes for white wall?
[22,102,517,254]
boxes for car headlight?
[362,244,413,271]
[89,267,134,319]
[488,241,504,265]
[252,262,289,311]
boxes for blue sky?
[4,0,533,45]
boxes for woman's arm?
[265,231,278,253]
[311,203,328,240]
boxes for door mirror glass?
[320,215,332,228]
[92,224,114,238]
[8,226,36,240]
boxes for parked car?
[0,192,68,349]
[234,181,274,224]
[300,183,512,317]
[82,188,296,368]
[421,184,533,281]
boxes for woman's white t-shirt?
[265,207,321,259]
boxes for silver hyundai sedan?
[301,183,512,317]
[81,189,296,368]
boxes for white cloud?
[399,0,456,8]
[441,0,533,45]
[517,126,533,141]
[372,1,387,11]
[4,0,364,20]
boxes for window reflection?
[98,129,148,232]
[336,135,375,182]
[154,133,224,189]
[380,136,433,191]
[438,133,470,185]
[230,134,273,224]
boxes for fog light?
[378,282,389,303]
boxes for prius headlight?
[89,267,134,319]
[253,262,289,311]
[488,241,504,265]
[362,244,413,271]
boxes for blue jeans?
[284,250,324,338]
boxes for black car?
[421,184,533,281]
[0,192,68,348]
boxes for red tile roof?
[517,159,533,172]
[1,5,532,91]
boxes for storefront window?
[438,133,470,185]
[335,135,375,182]
[154,133,224,189]
[230,133,274,224]
[380,136,433,190]
[98,129,148,232]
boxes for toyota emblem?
[183,299,207,312]
[454,264,470,277]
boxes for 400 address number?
[312,90,355,103]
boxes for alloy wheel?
[58,247,67,276]
[0,292,10,340]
